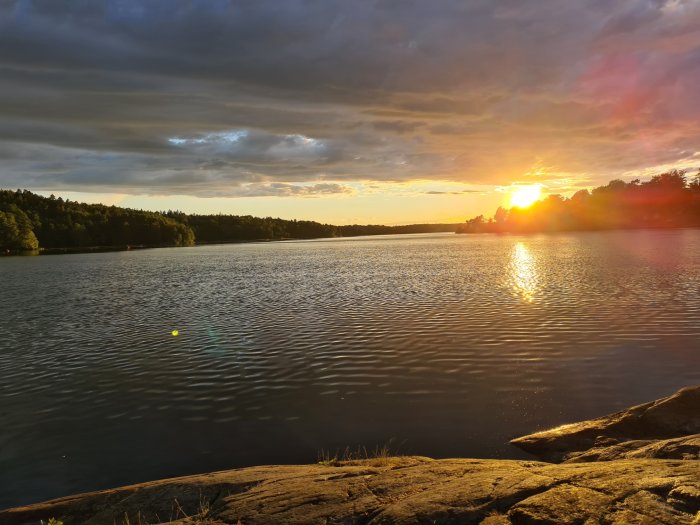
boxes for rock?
[511,385,700,462]
[1,458,699,525]
[563,434,700,463]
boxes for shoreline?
[3,386,698,524]
[4,458,698,525]
[1,239,292,257]
[1,231,456,257]
[3,226,700,258]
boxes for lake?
[1,230,700,508]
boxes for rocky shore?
[2,386,699,525]
[511,385,700,464]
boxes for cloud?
[167,129,333,162]
[1,0,700,197]
[372,120,424,134]
[424,190,482,195]
[235,183,354,198]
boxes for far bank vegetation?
[458,169,700,234]
[0,189,457,253]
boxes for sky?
[1,0,700,224]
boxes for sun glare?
[509,185,542,208]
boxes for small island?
[457,170,700,234]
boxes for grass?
[318,440,405,467]
[117,494,236,525]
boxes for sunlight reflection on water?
[510,242,539,303]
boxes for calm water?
[2,231,700,508]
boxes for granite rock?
[1,457,699,525]
[511,385,700,463]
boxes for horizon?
[3,2,700,223]
[8,165,698,229]
[26,187,474,227]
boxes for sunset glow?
[2,2,700,223]
[509,186,542,209]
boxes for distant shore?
[5,225,700,258]
[458,170,700,235]
[1,188,461,255]
[1,230,461,257]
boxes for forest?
[457,170,700,234]
[0,190,195,252]
[0,189,457,253]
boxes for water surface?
[1,231,700,508]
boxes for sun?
[509,185,542,208]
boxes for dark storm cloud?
[1,0,700,196]
[372,121,424,134]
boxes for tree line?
[457,169,700,234]
[0,189,458,253]
[0,190,194,252]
